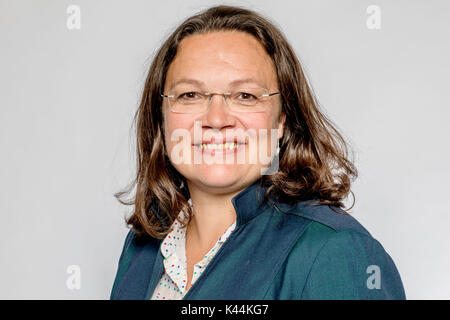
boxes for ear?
[277,112,286,140]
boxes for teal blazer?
[110,181,406,300]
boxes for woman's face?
[163,31,285,195]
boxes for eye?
[178,92,201,100]
[237,92,257,100]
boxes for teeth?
[199,142,241,150]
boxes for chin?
[185,164,252,191]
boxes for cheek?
[244,112,283,150]
[239,113,280,156]
[164,114,192,149]
[239,112,280,132]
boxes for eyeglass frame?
[160,90,281,113]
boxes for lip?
[192,137,247,145]
[192,142,246,156]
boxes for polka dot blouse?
[150,199,236,300]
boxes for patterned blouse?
[150,200,236,300]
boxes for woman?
[110,5,406,300]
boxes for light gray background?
[1,0,449,299]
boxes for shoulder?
[273,199,376,255]
[282,200,371,235]
[274,200,406,299]
[281,200,394,266]
[275,200,378,272]
[117,228,161,260]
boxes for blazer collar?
[231,179,271,228]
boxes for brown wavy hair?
[115,5,358,239]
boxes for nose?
[203,93,235,129]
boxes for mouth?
[193,141,245,150]
[192,140,247,157]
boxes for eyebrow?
[168,78,267,91]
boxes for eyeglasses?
[161,88,280,114]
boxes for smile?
[192,142,247,156]
[195,142,244,150]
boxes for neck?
[185,182,241,251]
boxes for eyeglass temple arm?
[262,92,281,97]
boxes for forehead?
[165,31,278,90]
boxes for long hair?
[115,5,358,239]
